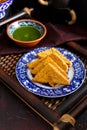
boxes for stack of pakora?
[27,48,72,87]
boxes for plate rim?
[15,47,86,98]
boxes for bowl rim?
[6,19,47,44]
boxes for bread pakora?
[49,53,68,72]
[27,58,43,69]
[37,48,72,67]
[32,63,70,87]
[31,56,68,78]
[27,47,72,87]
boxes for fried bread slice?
[37,48,72,67]
[49,53,68,72]
[32,63,70,87]
[27,58,43,69]
[31,56,68,78]
[51,48,72,67]
[37,48,53,58]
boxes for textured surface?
[0,45,87,130]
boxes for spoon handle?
[0,7,34,26]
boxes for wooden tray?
[0,43,87,130]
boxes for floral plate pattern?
[0,0,14,19]
[16,47,86,98]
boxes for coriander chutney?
[13,26,41,41]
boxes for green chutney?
[13,26,41,41]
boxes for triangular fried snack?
[32,63,70,87]
[37,48,72,67]
[31,56,68,79]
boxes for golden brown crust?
[27,58,43,69]
[31,56,68,78]
[51,48,72,67]
[32,63,70,87]
[49,53,68,72]
[27,48,72,87]
[37,48,72,67]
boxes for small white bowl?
[6,19,47,47]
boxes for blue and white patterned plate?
[16,47,86,98]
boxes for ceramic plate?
[16,47,86,98]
